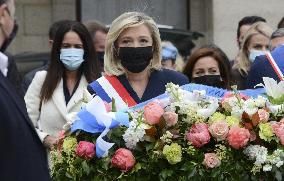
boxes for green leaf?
[111,97,116,112]
[82,160,90,175]
[275,170,282,181]
[159,169,174,180]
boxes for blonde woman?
[231,22,272,89]
[87,12,188,109]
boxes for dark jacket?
[246,55,278,89]
[0,72,51,181]
[6,52,23,97]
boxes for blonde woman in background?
[231,22,272,89]
[87,12,188,109]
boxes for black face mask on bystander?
[192,75,224,88]
[118,46,153,73]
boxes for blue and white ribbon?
[130,83,265,110]
[71,96,129,158]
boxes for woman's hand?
[43,135,58,150]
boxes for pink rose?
[257,109,269,123]
[185,123,211,148]
[203,153,221,168]
[75,141,95,159]
[163,112,178,127]
[144,102,164,125]
[227,126,250,149]
[111,148,136,172]
[271,121,284,145]
[209,121,229,141]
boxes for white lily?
[255,77,284,99]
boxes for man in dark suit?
[246,29,284,89]
[0,0,51,180]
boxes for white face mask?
[60,48,85,71]
[248,50,268,63]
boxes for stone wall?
[8,0,76,54]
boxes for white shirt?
[0,52,8,77]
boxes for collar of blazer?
[52,75,88,118]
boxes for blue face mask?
[248,50,268,63]
[60,48,85,71]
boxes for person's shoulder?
[156,69,189,85]
[33,70,47,80]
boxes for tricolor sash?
[89,75,137,110]
[265,45,284,81]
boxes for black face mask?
[97,51,104,68]
[192,75,224,88]
[1,22,18,52]
[118,46,153,73]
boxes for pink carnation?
[271,120,284,145]
[257,109,269,123]
[163,112,178,127]
[203,153,221,168]
[144,102,164,125]
[111,148,136,172]
[185,123,211,148]
[227,126,250,149]
[209,121,229,141]
[75,141,95,159]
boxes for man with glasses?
[0,0,51,180]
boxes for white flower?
[123,119,145,149]
[244,145,268,165]
[263,164,272,172]
[243,99,258,116]
[63,112,78,130]
[276,161,283,168]
[254,96,267,107]
[255,77,284,99]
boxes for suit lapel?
[66,76,87,111]
[52,78,68,118]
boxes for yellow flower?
[209,112,226,125]
[162,143,182,164]
[259,123,274,142]
[62,137,77,154]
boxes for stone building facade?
[9,0,284,60]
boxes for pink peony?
[111,148,136,172]
[209,121,229,141]
[227,126,250,149]
[185,123,211,148]
[203,153,221,168]
[163,112,178,127]
[144,102,164,125]
[75,141,95,159]
[257,109,269,123]
[271,121,284,145]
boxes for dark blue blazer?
[246,55,279,89]
[0,73,51,180]
[88,69,189,104]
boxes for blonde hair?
[233,22,272,76]
[104,12,162,76]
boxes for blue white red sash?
[89,75,137,110]
[265,45,284,81]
